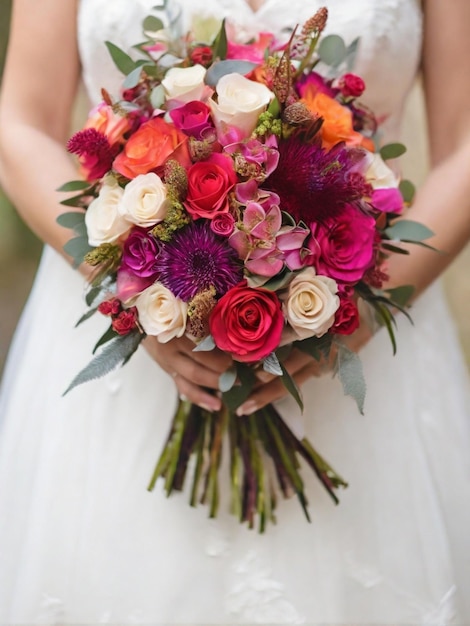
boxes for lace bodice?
[77,0,422,141]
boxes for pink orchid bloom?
[276,225,311,270]
[225,136,279,177]
[227,32,275,64]
[235,180,280,208]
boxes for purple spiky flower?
[155,221,243,302]
[264,134,370,224]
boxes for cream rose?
[209,72,274,138]
[135,283,187,342]
[119,172,169,227]
[162,64,207,103]
[364,152,400,189]
[85,176,129,246]
[282,268,340,339]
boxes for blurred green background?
[0,0,468,377]
[0,0,43,374]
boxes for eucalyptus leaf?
[150,84,166,109]
[318,35,347,67]
[381,242,409,255]
[105,41,137,75]
[222,363,256,412]
[56,180,91,192]
[263,353,283,377]
[399,179,416,203]
[385,219,434,242]
[56,212,85,230]
[85,286,101,307]
[63,236,93,268]
[59,193,90,208]
[63,331,143,395]
[345,37,360,71]
[205,60,257,87]
[193,334,216,352]
[122,65,143,89]
[219,367,237,392]
[380,142,407,160]
[335,344,366,415]
[280,363,304,412]
[143,15,164,33]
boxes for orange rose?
[301,91,374,151]
[85,103,131,146]
[113,117,191,179]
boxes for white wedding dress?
[1,0,470,623]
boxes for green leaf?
[213,18,228,60]
[63,236,93,268]
[345,37,360,71]
[150,84,166,109]
[295,335,330,361]
[280,363,304,412]
[85,286,102,307]
[143,15,165,33]
[385,219,434,243]
[56,180,91,192]
[59,193,90,208]
[263,352,283,377]
[93,325,119,354]
[75,307,98,327]
[63,331,143,395]
[318,35,347,67]
[373,301,397,354]
[205,60,257,87]
[105,41,137,75]
[386,285,415,308]
[336,344,366,415]
[222,363,256,412]
[122,65,143,89]
[219,367,237,392]
[56,211,85,230]
[193,334,216,352]
[380,142,407,160]
[381,242,410,255]
[399,179,416,203]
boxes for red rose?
[331,297,360,335]
[190,46,213,67]
[339,73,366,98]
[184,153,237,220]
[111,307,138,335]
[209,284,284,362]
[98,298,122,316]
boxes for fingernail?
[255,370,273,383]
[236,400,258,417]
[179,393,188,402]
[200,401,221,412]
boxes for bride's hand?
[143,335,232,411]
[235,321,375,416]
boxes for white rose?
[135,283,187,342]
[119,172,169,227]
[282,268,340,339]
[162,64,207,103]
[365,152,400,189]
[85,176,129,246]
[209,72,274,138]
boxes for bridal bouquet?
[59,6,432,531]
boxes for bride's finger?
[236,361,321,416]
[174,375,222,412]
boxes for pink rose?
[310,204,376,283]
[209,283,284,362]
[169,101,215,141]
[210,213,236,237]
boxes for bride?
[0,0,469,623]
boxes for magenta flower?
[227,32,275,63]
[67,128,115,181]
[225,135,279,178]
[296,71,337,99]
[155,221,243,301]
[169,101,215,141]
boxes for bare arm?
[0,0,81,256]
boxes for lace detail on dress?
[226,551,305,624]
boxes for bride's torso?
[77,0,422,141]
